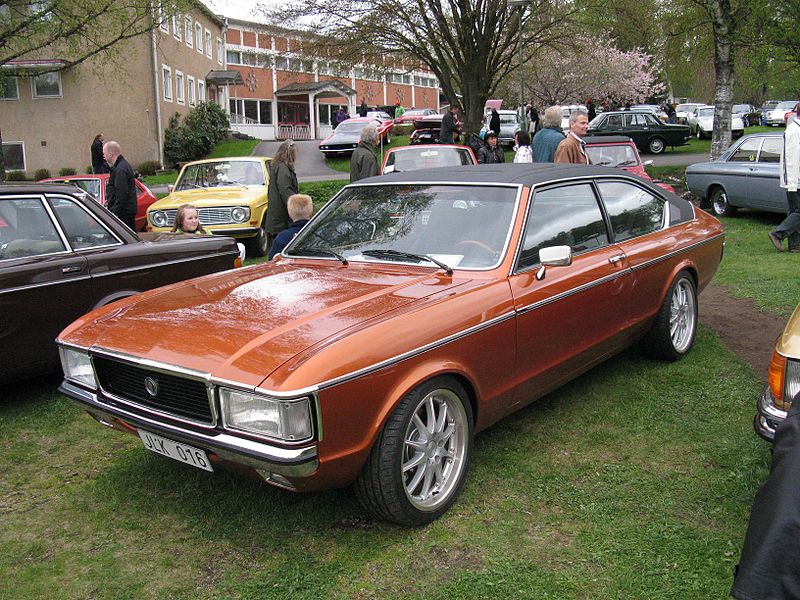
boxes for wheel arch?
[92,290,139,310]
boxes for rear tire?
[246,220,269,257]
[710,187,737,217]
[354,376,473,525]
[648,137,665,154]
[642,272,697,361]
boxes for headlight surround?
[219,388,313,441]
[768,350,800,411]
[59,347,96,389]
[231,206,250,223]
[150,210,168,227]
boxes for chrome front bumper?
[59,380,319,478]
[754,386,788,442]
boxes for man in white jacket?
[769,111,800,252]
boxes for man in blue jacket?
[532,106,565,162]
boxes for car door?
[623,113,650,149]
[0,195,91,381]
[508,182,632,407]
[714,136,762,208]
[746,136,784,212]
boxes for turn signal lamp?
[768,349,788,410]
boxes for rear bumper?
[59,380,319,479]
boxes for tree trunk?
[710,0,734,160]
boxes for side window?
[518,184,609,270]
[606,114,622,128]
[597,181,664,242]
[0,198,66,259]
[729,138,761,162]
[644,114,660,126]
[48,197,119,250]
[759,138,782,163]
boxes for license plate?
[138,430,213,472]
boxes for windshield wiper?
[286,247,348,265]
[362,249,453,276]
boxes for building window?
[175,70,184,104]
[173,15,181,40]
[205,29,212,58]
[2,142,25,171]
[0,77,19,100]
[275,56,288,70]
[196,22,203,52]
[32,72,61,98]
[216,37,223,64]
[226,50,242,65]
[187,75,196,106]
[158,2,168,32]
[198,80,205,101]
[230,99,273,124]
[162,65,172,101]
[184,16,192,46]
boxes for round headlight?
[150,211,167,227]
[231,206,250,223]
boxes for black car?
[0,183,242,383]
[410,114,444,144]
[587,110,691,154]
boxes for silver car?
[686,105,745,139]
[480,109,521,147]
[685,133,784,216]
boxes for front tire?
[642,272,698,361]
[354,376,473,525]
[246,220,269,257]
[648,137,665,154]
[710,186,737,217]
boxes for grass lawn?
[143,139,260,187]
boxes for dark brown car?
[0,183,241,383]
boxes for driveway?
[649,152,708,166]
[253,140,346,183]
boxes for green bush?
[34,168,51,180]
[136,160,162,177]
[59,167,77,176]
[6,171,27,181]
[163,102,230,167]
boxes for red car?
[40,174,158,231]
[584,136,676,193]
[393,108,437,125]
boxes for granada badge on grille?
[144,376,159,397]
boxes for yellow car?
[147,157,271,256]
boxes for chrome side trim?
[0,274,92,295]
[628,233,725,273]
[515,269,630,316]
[59,380,318,477]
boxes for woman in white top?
[513,131,533,163]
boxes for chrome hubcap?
[402,389,468,511]
[669,279,696,352]
[713,192,728,214]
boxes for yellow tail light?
[768,349,788,410]
[234,257,242,268]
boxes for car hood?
[60,262,472,389]
[149,187,267,209]
[778,303,800,358]
[698,115,744,129]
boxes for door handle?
[608,254,626,264]
[62,265,82,274]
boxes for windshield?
[732,104,750,112]
[585,145,639,167]
[500,114,518,124]
[676,104,698,112]
[286,184,518,269]
[697,108,715,118]
[336,121,371,134]
[385,148,474,172]
[175,161,265,190]
[777,101,797,110]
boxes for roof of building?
[275,80,356,98]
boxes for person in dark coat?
[528,103,540,132]
[532,106,566,162]
[103,140,137,230]
[358,97,368,117]
[439,104,460,144]
[91,134,108,174]
[269,193,313,259]
[731,392,800,600]
[350,125,379,182]
[477,131,504,164]
[265,140,299,242]
[489,108,501,136]
[335,107,349,126]
[586,99,597,122]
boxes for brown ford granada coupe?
[0,183,242,384]
[57,165,724,525]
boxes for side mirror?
[167,184,174,193]
[536,245,572,280]
[643,160,653,167]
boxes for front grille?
[163,207,235,226]
[93,356,214,424]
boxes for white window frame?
[187,75,196,106]
[175,70,185,105]
[31,71,62,98]
[2,141,26,171]
[1,77,19,100]
[185,16,192,47]
[173,15,181,40]
[196,23,203,53]
[216,37,223,65]
[198,80,205,102]
[205,29,212,58]
[159,2,168,32]
[162,64,173,102]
